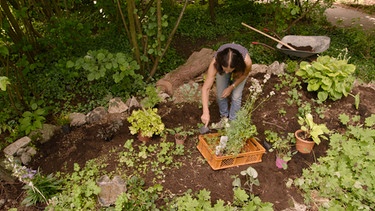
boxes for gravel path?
[325,4,375,30]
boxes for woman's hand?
[201,113,210,127]
[221,86,234,98]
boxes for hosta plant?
[296,55,356,102]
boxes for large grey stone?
[97,175,126,207]
[69,112,87,126]
[3,136,31,156]
[86,107,108,124]
[126,96,140,109]
[31,124,60,144]
[108,98,128,114]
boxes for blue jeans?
[216,73,247,120]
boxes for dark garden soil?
[3,69,374,210]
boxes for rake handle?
[241,23,296,51]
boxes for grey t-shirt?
[215,43,248,60]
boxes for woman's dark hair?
[214,48,246,75]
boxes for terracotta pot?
[137,131,151,142]
[175,134,187,145]
[295,129,315,154]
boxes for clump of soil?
[281,43,313,52]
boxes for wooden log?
[156,48,215,95]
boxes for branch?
[147,0,189,80]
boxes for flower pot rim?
[294,129,314,143]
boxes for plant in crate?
[296,54,356,102]
[224,75,275,155]
[264,130,296,169]
[295,113,330,153]
[127,108,165,141]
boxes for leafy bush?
[67,49,141,83]
[291,114,375,210]
[168,188,273,210]
[127,108,165,138]
[46,161,102,210]
[296,55,356,102]
[18,108,46,135]
[114,176,162,211]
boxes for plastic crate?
[197,133,266,170]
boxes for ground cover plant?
[1,0,375,210]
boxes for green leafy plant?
[173,82,202,103]
[67,49,141,83]
[55,113,70,126]
[140,85,162,108]
[167,126,194,140]
[168,188,273,210]
[290,114,375,210]
[349,93,360,110]
[296,55,356,102]
[224,75,275,154]
[119,139,184,180]
[114,176,162,211]
[264,130,296,169]
[297,113,330,145]
[232,167,260,193]
[19,108,46,135]
[22,171,62,206]
[127,108,165,138]
[0,76,10,91]
[4,156,61,206]
[46,160,103,210]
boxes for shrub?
[296,55,356,102]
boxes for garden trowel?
[199,125,210,134]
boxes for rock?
[30,124,60,144]
[86,107,108,124]
[69,112,87,127]
[126,96,140,109]
[108,97,128,114]
[20,152,32,165]
[158,92,170,102]
[26,147,37,156]
[3,136,31,156]
[97,175,126,207]
[0,199,5,209]
[249,64,268,76]
[267,61,285,75]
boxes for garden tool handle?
[241,23,296,51]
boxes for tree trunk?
[156,48,215,95]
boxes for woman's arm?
[201,59,217,126]
[231,54,252,88]
[222,54,252,99]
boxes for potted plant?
[295,113,330,153]
[167,126,194,145]
[127,108,165,142]
[265,130,296,169]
